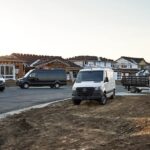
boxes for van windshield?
[24,70,34,78]
[76,71,103,82]
[0,75,3,78]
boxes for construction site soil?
[0,95,150,150]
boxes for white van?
[72,68,116,105]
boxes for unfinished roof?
[10,53,81,68]
[33,57,81,68]
[0,54,25,62]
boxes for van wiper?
[76,81,81,83]
[94,80,101,82]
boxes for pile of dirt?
[0,95,150,150]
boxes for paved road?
[0,86,72,114]
[0,85,128,114]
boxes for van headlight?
[1,80,5,83]
[72,86,76,91]
[18,79,24,82]
[95,86,101,90]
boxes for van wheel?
[23,83,29,89]
[130,87,137,93]
[137,89,142,93]
[0,87,5,92]
[110,89,115,99]
[73,99,81,105]
[50,85,54,88]
[19,85,24,89]
[100,94,107,105]
[55,83,60,89]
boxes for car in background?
[0,75,5,92]
[16,69,67,89]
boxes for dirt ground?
[0,95,150,150]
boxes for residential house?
[0,55,25,80]
[0,53,81,82]
[68,55,115,68]
[114,56,149,80]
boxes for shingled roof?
[68,55,114,62]
[120,56,148,64]
[68,55,98,61]
[98,57,114,62]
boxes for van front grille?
[76,87,94,96]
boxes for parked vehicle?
[16,69,67,89]
[121,75,150,93]
[72,68,116,105]
[0,75,5,92]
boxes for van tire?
[0,87,5,92]
[100,94,107,105]
[73,99,81,105]
[130,87,137,93]
[23,83,29,89]
[137,89,142,93]
[55,83,60,89]
[50,85,54,88]
[19,85,24,89]
[110,89,115,99]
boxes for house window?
[117,72,122,80]
[84,61,88,65]
[0,65,15,80]
[111,64,114,68]
[130,65,132,68]
[121,64,127,68]
[1,66,4,74]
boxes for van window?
[29,72,36,78]
[37,71,49,80]
[76,71,103,82]
[24,70,34,78]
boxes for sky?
[0,0,150,61]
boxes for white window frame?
[0,64,16,80]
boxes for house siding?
[116,58,138,69]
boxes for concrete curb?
[0,98,71,120]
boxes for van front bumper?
[0,82,5,89]
[16,80,24,86]
[72,89,103,100]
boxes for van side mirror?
[73,79,76,84]
[104,77,109,82]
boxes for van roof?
[80,68,113,72]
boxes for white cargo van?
[72,68,116,105]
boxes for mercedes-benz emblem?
[83,88,87,92]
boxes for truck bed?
[121,76,150,87]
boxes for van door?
[104,71,112,97]
[105,70,115,97]
[28,72,39,86]
[36,71,50,86]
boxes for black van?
[16,69,67,89]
